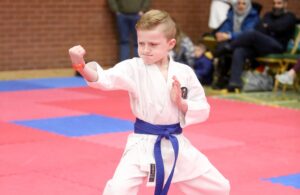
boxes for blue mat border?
[0,77,87,92]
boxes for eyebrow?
[143,41,161,44]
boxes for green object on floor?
[205,87,300,110]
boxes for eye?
[150,43,158,47]
[138,42,145,46]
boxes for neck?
[159,63,169,70]
[156,56,170,81]
[156,56,170,69]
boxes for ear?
[168,38,176,50]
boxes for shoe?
[212,82,227,90]
[275,72,293,85]
[211,77,229,90]
[227,84,242,93]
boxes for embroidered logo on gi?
[149,163,156,182]
[181,87,188,99]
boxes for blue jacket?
[194,55,213,85]
[218,8,260,40]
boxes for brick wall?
[1,0,299,71]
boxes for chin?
[143,61,154,65]
[142,57,154,65]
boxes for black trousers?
[229,30,284,86]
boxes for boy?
[193,42,214,85]
[69,9,230,195]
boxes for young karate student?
[69,9,230,195]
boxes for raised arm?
[68,45,98,82]
[69,45,137,95]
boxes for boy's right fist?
[68,45,86,70]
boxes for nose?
[273,1,283,8]
[274,4,280,9]
[142,44,151,54]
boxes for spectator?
[215,0,259,42]
[171,24,195,67]
[194,43,214,85]
[108,0,150,61]
[219,0,297,92]
[276,58,300,85]
[213,0,260,89]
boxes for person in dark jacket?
[213,0,260,89]
[222,0,297,92]
[108,0,151,61]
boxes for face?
[137,25,176,65]
[236,0,247,14]
[273,0,286,9]
[272,0,287,16]
[194,46,205,58]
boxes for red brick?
[1,0,299,71]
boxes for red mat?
[1,87,299,195]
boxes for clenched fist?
[68,45,86,70]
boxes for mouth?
[141,55,153,61]
[141,54,152,57]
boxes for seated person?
[213,0,260,89]
[215,0,259,43]
[171,25,195,67]
[222,0,297,92]
[194,43,214,85]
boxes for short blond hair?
[136,9,176,40]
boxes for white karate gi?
[86,57,230,195]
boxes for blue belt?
[134,118,182,195]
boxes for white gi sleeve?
[86,60,137,97]
[180,68,210,127]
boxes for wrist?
[73,63,85,71]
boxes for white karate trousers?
[103,135,230,195]
[103,165,230,195]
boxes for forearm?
[179,99,210,128]
[77,63,98,82]
[69,45,99,82]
